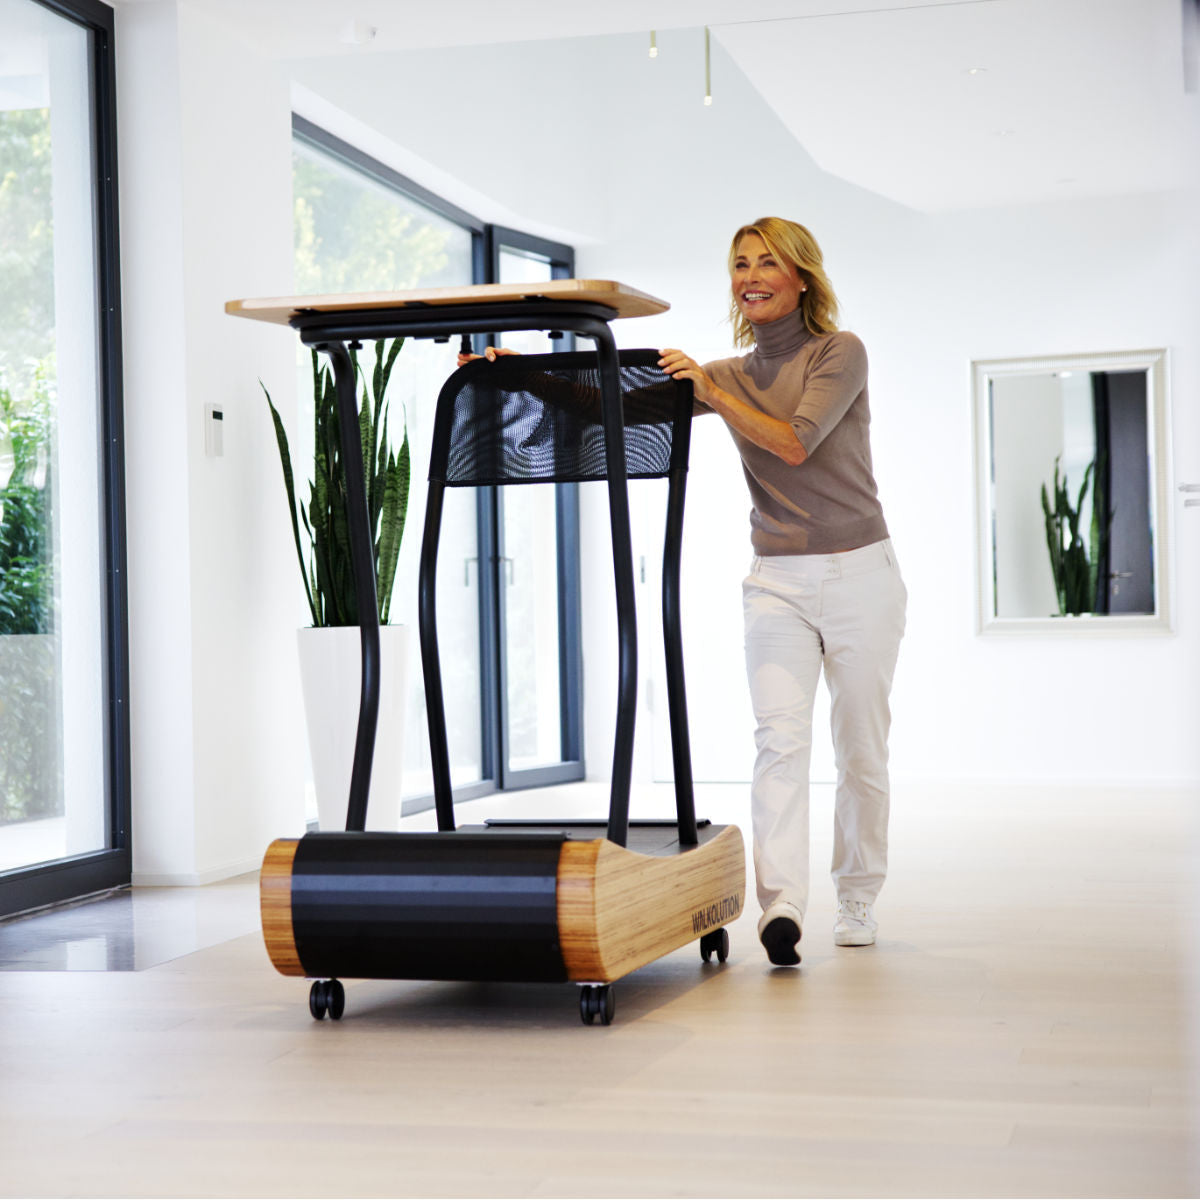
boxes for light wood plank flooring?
[0,780,1196,1198]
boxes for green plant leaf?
[261,381,317,625]
[263,338,409,627]
[1040,453,1101,617]
[376,427,411,623]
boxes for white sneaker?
[757,902,803,966]
[834,899,877,946]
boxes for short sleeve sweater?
[703,309,889,556]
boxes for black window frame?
[485,226,584,792]
[0,0,131,920]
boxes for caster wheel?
[597,985,614,1026]
[700,927,730,963]
[327,979,345,1020]
[579,985,615,1026]
[309,980,328,1021]
[309,979,345,1021]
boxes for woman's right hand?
[457,345,522,367]
[658,348,716,406]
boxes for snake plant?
[263,338,410,627]
[1040,455,1095,616]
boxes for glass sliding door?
[0,0,129,918]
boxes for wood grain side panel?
[591,825,746,982]
[556,839,604,981]
[259,839,303,976]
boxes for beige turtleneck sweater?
[703,310,889,556]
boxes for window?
[291,120,583,816]
[0,0,129,918]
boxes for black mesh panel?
[434,352,689,486]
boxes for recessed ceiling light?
[965,66,988,75]
[994,128,1015,137]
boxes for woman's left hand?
[658,349,716,405]
[457,346,521,367]
[660,346,806,464]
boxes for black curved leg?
[594,326,635,849]
[662,466,698,845]
[419,480,456,831]
[322,340,380,833]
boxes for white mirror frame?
[972,348,1172,636]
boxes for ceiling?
[112,0,1200,212]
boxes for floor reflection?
[0,874,260,971]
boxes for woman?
[659,217,906,966]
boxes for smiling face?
[730,233,805,327]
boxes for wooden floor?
[0,780,1196,1198]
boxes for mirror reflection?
[973,349,1169,633]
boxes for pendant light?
[704,27,713,105]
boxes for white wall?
[113,17,1198,885]
[117,0,305,883]
[287,28,1200,791]
[895,191,1199,784]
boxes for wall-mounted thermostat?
[205,404,224,457]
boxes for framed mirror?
[972,348,1171,635]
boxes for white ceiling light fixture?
[704,26,712,105]
[649,30,657,58]
[1185,0,1199,92]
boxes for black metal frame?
[420,346,698,848]
[289,299,692,849]
[1,0,131,920]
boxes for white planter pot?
[297,624,409,832]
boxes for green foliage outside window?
[0,109,54,400]
[0,367,55,636]
[292,147,457,295]
[0,367,60,826]
[0,107,62,825]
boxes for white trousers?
[742,539,906,922]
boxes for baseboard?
[132,856,262,888]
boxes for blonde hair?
[727,217,840,348]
